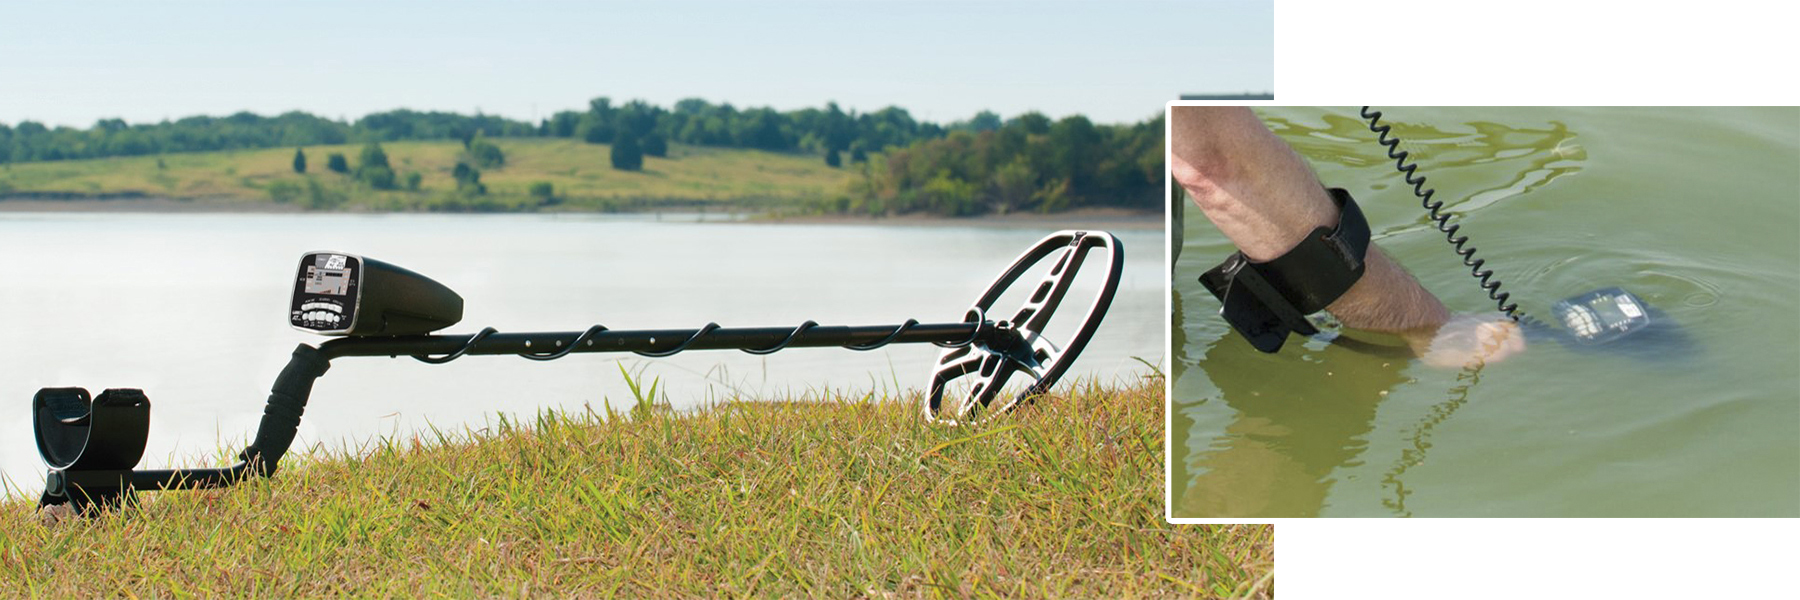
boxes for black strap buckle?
[1200,188,1372,353]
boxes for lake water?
[1171,107,1800,517]
[0,213,1162,494]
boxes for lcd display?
[291,253,361,333]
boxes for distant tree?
[825,148,841,168]
[641,133,668,158]
[580,116,614,144]
[404,171,422,191]
[464,132,505,169]
[580,98,618,145]
[529,181,555,203]
[1010,112,1052,135]
[588,96,615,118]
[822,101,854,153]
[736,108,790,150]
[326,153,349,174]
[548,111,582,137]
[919,172,978,216]
[850,146,867,163]
[1034,177,1072,213]
[453,162,486,195]
[610,134,643,171]
[1048,116,1100,188]
[355,142,396,189]
[292,148,306,173]
[361,166,396,189]
[357,142,390,170]
[956,110,1003,132]
[990,157,1035,214]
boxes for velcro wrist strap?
[1199,188,1371,353]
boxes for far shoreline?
[0,197,1164,230]
[749,206,1162,230]
[0,196,304,213]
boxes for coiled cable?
[636,322,722,358]
[413,327,497,364]
[1360,106,1522,320]
[410,309,988,365]
[742,321,816,355]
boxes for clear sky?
[0,1,1271,128]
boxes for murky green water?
[1172,107,1800,517]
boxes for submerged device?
[1549,287,1651,345]
[32,231,1122,514]
[1200,107,1665,354]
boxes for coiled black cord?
[846,318,921,351]
[1360,107,1522,320]
[413,327,498,364]
[409,309,987,365]
[637,323,723,358]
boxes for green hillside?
[0,139,856,212]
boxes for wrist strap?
[1199,187,1371,353]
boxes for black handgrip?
[241,344,331,475]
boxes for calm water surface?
[0,214,1162,493]
[1173,107,1799,517]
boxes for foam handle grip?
[243,344,331,475]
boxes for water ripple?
[1265,111,1588,241]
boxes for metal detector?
[32,230,1123,514]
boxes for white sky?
[0,1,1271,128]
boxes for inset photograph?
[1168,105,1800,518]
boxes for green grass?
[0,377,1272,598]
[0,139,856,211]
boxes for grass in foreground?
[0,378,1271,598]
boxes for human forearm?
[1324,245,1450,332]
[1170,107,1338,262]
[1171,106,1450,334]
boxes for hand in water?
[1407,313,1527,368]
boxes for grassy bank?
[0,139,854,212]
[0,378,1271,598]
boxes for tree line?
[0,110,534,163]
[0,99,950,165]
[844,113,1163,216]
[538,98,943,159]
[2,99,1164,216]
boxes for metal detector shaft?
[89,318,998,496]
[35,229,1122,514]
[315,321,984,360]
